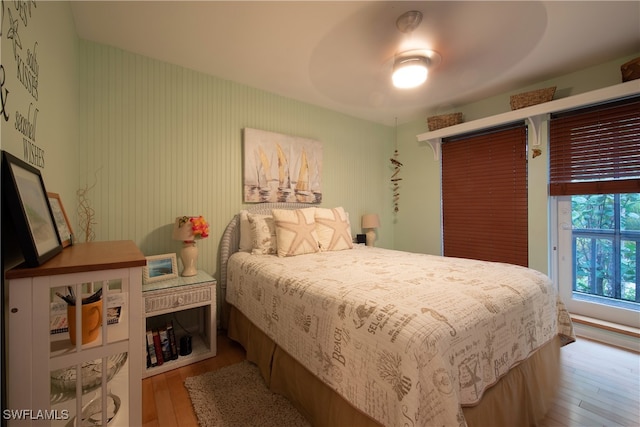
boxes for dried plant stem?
[77,170,99,242]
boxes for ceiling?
[70,1,640,126]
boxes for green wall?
[1,1,80,266]
[78,41,392,278]
[2,0,636,283]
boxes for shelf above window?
[416,80,640,160]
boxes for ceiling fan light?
[392,56,428,89]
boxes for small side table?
[142,270,217,378]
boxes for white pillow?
[272,208,320,257]
[315,207,353,251]
[247,213,277,255]
[239,210,252,252]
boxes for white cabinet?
[142,270,217,378]
[5,241,145,426]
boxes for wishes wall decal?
[3,0,44,168]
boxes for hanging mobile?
[390,118,403,213]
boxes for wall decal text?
[0,65,9,122]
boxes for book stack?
[146,320,179,368]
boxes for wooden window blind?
[441,123,528,267]
[549,96,640,196]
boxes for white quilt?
[226,246,575,427]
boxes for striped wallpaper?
[78,40,393,278]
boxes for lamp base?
[180,241,198,277]
[366,230,376,247]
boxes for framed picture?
[2,151,62,266]
[47,192,74,248]
[143,253,178,284]
[243,128,323,204]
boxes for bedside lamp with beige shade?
[361,214,380,247]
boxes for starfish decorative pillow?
[272,208,320,257]
[315,207,353,252]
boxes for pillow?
[315,207,353,251]
[272,208,320,257]
[247,213,277,255]
[239,210,252,252]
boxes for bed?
[219,203,575,427]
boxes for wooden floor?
[540,338,640,427]
[142,335,640,427]
[142,336,246,427]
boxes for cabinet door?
[7,277,34,425]
[7,267,141,426]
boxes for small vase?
[180,241,198,277]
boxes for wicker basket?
[621,57,640,82]
[509,86,556,110]
[427,112,463,131]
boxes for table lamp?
[361,214,380,247]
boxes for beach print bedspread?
[226,246,575,427]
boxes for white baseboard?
[572,320,640,353]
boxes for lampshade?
[172,217,196,241]
[361,214,380,229]
[392,56,428,89]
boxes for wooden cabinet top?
[5,240,146,279]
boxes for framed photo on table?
[2,151,62,266]
[47,192,74,247]
[143,253,178,284]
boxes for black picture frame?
[2,151,62,266]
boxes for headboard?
[219,202,311,328]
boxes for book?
[146,330,158,367]
[166,321,179,360]
[152,330,164,365]
[107,306,122,325]
[50,302,69,334]
[159,327,172,362]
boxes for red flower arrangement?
[176,216,209,241]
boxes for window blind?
[549,96,640,196]
[441,123,528,267]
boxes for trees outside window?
[571,193,639,308]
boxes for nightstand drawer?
[144,286,211,313]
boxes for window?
[441,123,528,266]
[571,194,639,309]
[551,96,640,327]
[556,196,639,326]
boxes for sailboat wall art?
[243,128,323,204]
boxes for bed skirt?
[227,305,561,427]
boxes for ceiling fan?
[392,10,441,89]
